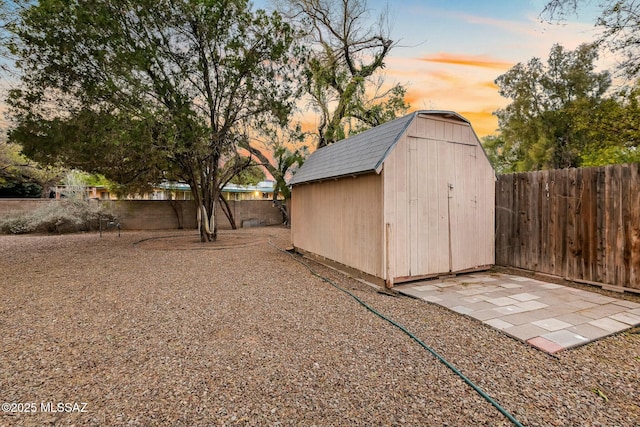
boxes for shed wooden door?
[408,137,479,275]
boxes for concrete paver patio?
[395,273,640,354]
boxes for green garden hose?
[270,241,525,427]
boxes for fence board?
[596,167,606,283]
[557,169,569,276]
[495,175,512,265]
[496,163,640,291]
[516,173,527,268]
[630,164,640,287]
[606,165,619,285]
[580,168,596,280]
[621,165,632,287]
[540,170,552,273]
[547,172,557,274]
[530,172,540,270]
[567,167,577,280]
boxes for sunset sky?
[287,0,606,139]
[0,1,607,142]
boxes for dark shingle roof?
[289,110,468,185]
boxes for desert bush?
[0,199,113,234]
[0,170,117,235]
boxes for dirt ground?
[0,227,639,426]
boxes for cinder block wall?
[102,200,197,230]
[0,199,285,230]
[104,200,285,230]
[0,199,54,216]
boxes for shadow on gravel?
[132,229,271,251]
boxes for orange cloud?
[419,53,513,70]
[426,69,463,83]
[458,110,499,138]
[403,91,423,107]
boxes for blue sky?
[275,0,606,137]
[387,1,606,136]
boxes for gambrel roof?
[288,110,470,185]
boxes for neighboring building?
[221,181,281,201]
[89,186,114,200]
[53,180,280,201]
[51,185,115,200]
[289,110,496,288]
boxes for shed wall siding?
[291,173,384,278]
[383,116,494,280]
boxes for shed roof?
[288,110,470,185]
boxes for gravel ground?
[0,227,639,427]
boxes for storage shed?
[289,110,495,287]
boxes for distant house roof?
[288,110,470,185]
[223,180,275,194]
[158,180,276,193]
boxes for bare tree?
[282,0,408,148]
[239,125,307,225]
[542,0,640,80]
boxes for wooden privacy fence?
[495,163,640,292]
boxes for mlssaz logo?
[40,402,88,413]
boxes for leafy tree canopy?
[492,43,613,171]
[486,42,640,173]
[226,157,267,186]
[239,121,307,223]
[7,0,303,240]
[0,139,62,197]
[579,82,640,166]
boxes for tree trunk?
[273,193,289,225]
[218,195,237,229]
[238,140,294,225]
[195,190,216,242]
[166,191,184,229]
[169,200,184,229]
[198,204,215,242]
